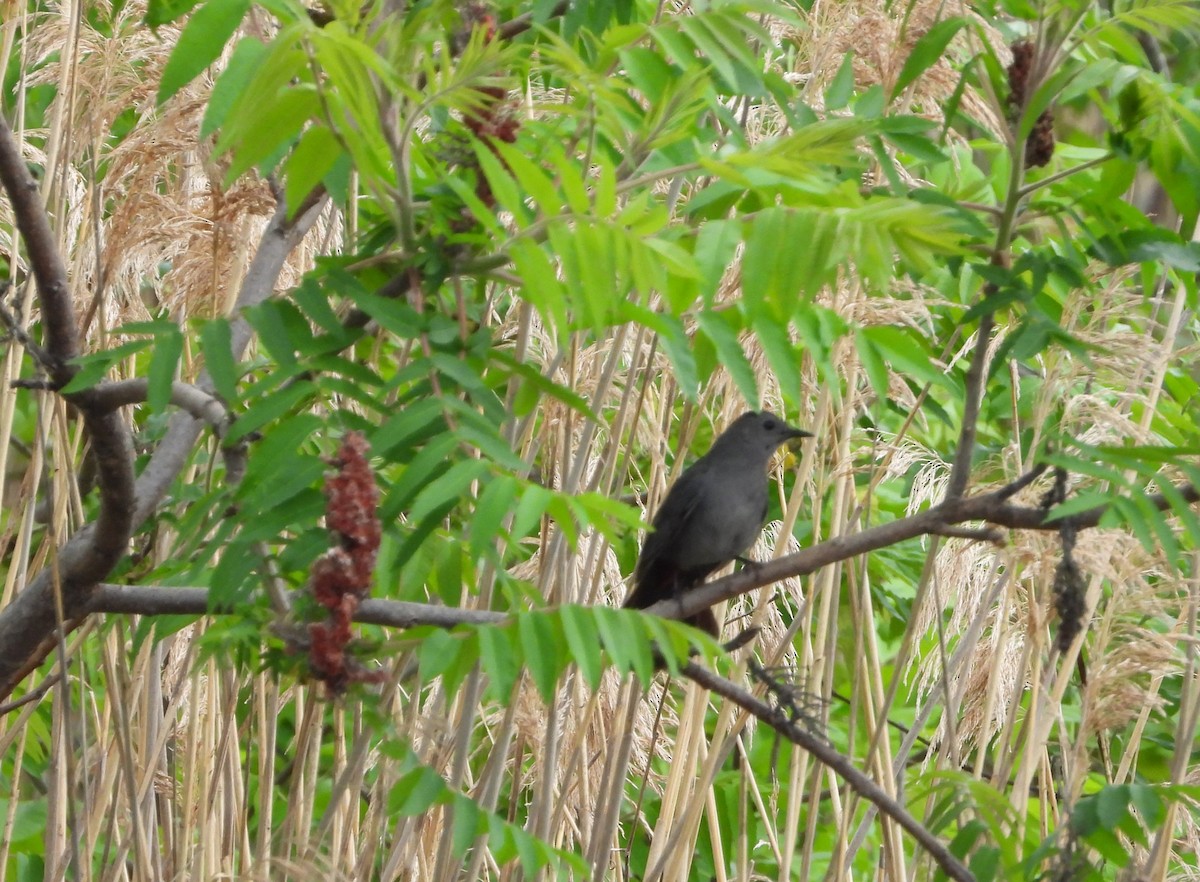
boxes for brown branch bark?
[0,117,81,379]
[77,475,1200,637]
[654,471,1200,626]
[87,379,229,426]
[0,113,137,695]
[87,584,505,628]
[681,661,974,882]
[0,114,328,698]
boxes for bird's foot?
[735,555,763,573]
[722,626,760,653]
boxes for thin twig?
[1016,153,1113,199]
[0,672,61,717]
[929,524,1006,544]
[945,310,994,498]
[0,295,57,373]
[681,660,974,882]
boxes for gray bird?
[624,411,812,636]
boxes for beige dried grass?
[2,0,1198,878]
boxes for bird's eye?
[763,419,776,430]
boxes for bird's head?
[715,411,813,461]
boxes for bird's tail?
[623,562,719,637]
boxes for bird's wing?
[632,459,712,584]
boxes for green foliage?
[384,742,588,878]
[405,607,718,700]
[8,0,1200,877]
[157,0,253,104]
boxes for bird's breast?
[671,479,768,570]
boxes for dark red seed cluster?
[1007,39,1055,168]
[1025,109,1056,168]
[459,5,521,208]
[308,432,386,693]
[1007,39,1035,112]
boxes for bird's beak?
[782,427,811,456]
[784,427,814,451]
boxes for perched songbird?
[624,411,811,636]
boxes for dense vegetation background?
[2,0,1200,878]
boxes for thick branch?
[654,474,1200,625]
[87,584,504,628]
[74,477,1200,635]
[681,661,973,882]
[0,113,138,696]
[0,115,80,377]
[88,379,229,427]
[0,180,327,699]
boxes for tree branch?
[681,660,974,882]
[0,136,328,698]
[0,112,138,696]
[78,475,1200,637]
[0,116,80,379]
[654,472,1200,626]
[945,310,994,498]
[88,379,230,426]
[86,584,505,628]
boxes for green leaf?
[968,845,1001,882]
[200,37,267,138]
[389,766,448,816]
[209,537,258,606]
[147,324,184,414]
[284,125,342,218]
[224,86,320,180]
[859,325,947,389]
[478,623,521,703]
[695,311,759,408]
[825,52,855,110]
[509,239,569,336]
[742,207,793,311]
[145,0,201,28]
[694,219,742,303]
[158,0,252,105]
[469,476,515,557]
[493,141,563,218]
[61,339,155,394]
[451,797,484,857]
[560,605,605,688]
[408,460,491,524]
[649,312,700,400]
[794,304,849,397]
[1090,227,1200,271]
[1096,784,1131,828]
[1129,784,1165,829]
[518,611,565,701]
[754,315,803,406]
[891,18,966,98]
[380,435,458,522]
[226,380,316,442]
[854,327,890,402]
[473,143,530,223]
[417,628,464,683]
[369,398,445,458]
[438,630,479,698]
[596,608,655,681]
[199,318,238,402]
